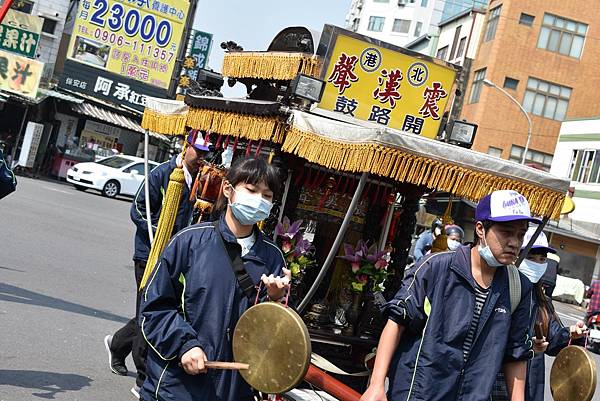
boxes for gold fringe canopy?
[141,109,188,136]
[140,146,188,290]
[187,108,287,143]
[141,97,189,136]
[282,127,566,220]
[222,52,321,81]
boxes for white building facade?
[550,118,600,281]
[345,0,443,47]
[434,8,485,65]
[551,118,600,225]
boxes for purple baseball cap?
[187,131,211,151]
[475,190,542,224]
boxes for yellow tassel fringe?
[282,127,565,219]
[140,167,186,289]
[141,109,188,136]
[187,108,286,143]
[222,52,321,80]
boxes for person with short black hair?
[361,190,536,401]
[139,156,290,401]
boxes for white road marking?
[42,186,73,195]
[556,311,584,323]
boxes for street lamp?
[482,79,532,165]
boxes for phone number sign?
[67,0,190,90]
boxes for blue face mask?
[447,239,461,251]
[228,187,273,226]
[478,233,504,267]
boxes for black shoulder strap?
[214,221,257,301]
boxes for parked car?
[66,155,159,198]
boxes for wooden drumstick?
[204,361,249,370]
[180,361,250,371]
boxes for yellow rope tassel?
[140,167,186,289]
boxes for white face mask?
[447,239,461,251]
[519,259,548,283]
[434,227,442,236]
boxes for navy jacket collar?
[217,214,267,262]
[450,245,509,294]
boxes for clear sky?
[193,0,351,96]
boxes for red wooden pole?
[0,0,14,25]
[304,364,362,401]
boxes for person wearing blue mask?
[361,190,537,401]
[138,156,291,401]
[491,229,587,401]
[445,224,464,251]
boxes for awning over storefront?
[38,88,84,104]
[71,102,169,141]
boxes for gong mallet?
[179,361,249,371]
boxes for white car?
[66,155,159,198]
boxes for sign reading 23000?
[68,0,190,90]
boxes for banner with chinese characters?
[67,0,191,90]
[0,49,43,98]
[0,9,43,58]
[318,30,457,138]
[60,59,166,111]
[188,29,212,69]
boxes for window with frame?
[414,21,423,37]
[538,13,587,58]
[456,37,466,58]
[449,26,462,59]
[488,147,503,158]
[436,46,448,60]
[509,145,553,170]
[503,77,519,90]
[421,0,428,6]
[10,0,34,14]
[569,149,600,183]
[484,5,502,42]
[392,18,411,33]
[41,17,57,35]
[368,16,385,32]
[469,68,486,103]
[523,77,571,121]
[519,13,535,26]
[124,163,145,174]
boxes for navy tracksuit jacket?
[139,215,286,401]
[384,246,534,401]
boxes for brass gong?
[550,345,597,401]
[232,302,311,394]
